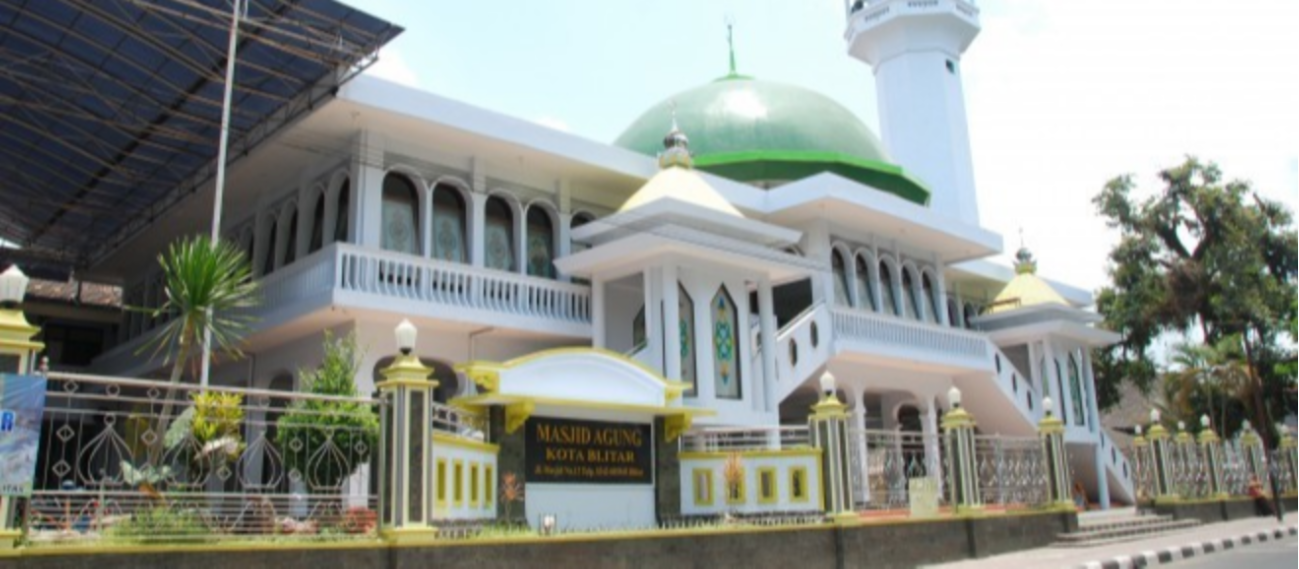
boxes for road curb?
[1072,525,1297,569]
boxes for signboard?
[908,477,939,518]
[0,374,49,496]
[525,417,652,484]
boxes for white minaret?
[844,0,981,224]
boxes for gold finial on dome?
[658,101,693,169]
[1013,228,1037,274]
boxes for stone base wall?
[1153,496,1299,522]
[9,511,1077,569]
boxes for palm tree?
[142,235,259,386]
[1162,338,1250,429]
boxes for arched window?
[381,174,420,255]
[283,210,299,266]
[712,286,742,400]
[334,181,350,243]
[831,250,850,306]
[262,219,277,276]
[901,269,919,320]
[1068,354,1085,426]
[921,273,939,323]
[525,206,555,279]
[308,192,325,253]
[879,262,898,316]
[431,183,467,263]
[678,285,696,396]
[485,196,515,271]
[855,255,876,311]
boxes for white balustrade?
[335,243,591,324]
[831,306,988,360]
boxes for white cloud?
[532,116,571,132]
[363,48,421,88]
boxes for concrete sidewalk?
[923,513,1296,569]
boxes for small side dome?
[986,247,1067,314]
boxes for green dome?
[614,76,929,205]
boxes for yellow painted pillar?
[808,372,856,524]
[376,319,439,544]
[1146,410,1177,503]
[1197,416,1226,498]
[1038,397,1073,510]
[941,387,983,515]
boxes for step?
[1056,518,1201,547]
[1077,506,1138,524]
[1075,514,1182,532]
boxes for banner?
[525,417,652,484]
[0,374,48,496]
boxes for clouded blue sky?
[350,0,1298,298]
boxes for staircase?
[1055,508,1201,547]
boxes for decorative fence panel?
[973,435,1049,509]
[23,372,382,545]
[848,429,946,510]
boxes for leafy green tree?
[1160,338,1249,430]
[275,331,379,491]
[1092,158,1297,443]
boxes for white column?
[515,202,527,276]
[643,268,660,373]
[352,131,384,249]
[591,277,606,349]
[849,384,869,505]
[933,264,950,326]
[468,192,487,268]
[1044,342,1069,426]
[662,264,682,382]
[321,183,338,249]
[758,278,777,412]
[922,396,941,484]
[1082,350,1110,509]
[556,211,573,282]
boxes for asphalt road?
[1167,534,1297,568]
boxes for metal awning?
[0,0,401,278]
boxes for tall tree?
[1092,158,1297,444]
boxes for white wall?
[679,451,822,516]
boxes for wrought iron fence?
[22,372,382,546]
[1272,448,1296,495]
[1125,435,1288,501]
[973,435,1048,508]
[1169,440,1208,499]
[848,429,946,510]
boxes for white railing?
[680,426,811,453]
[1099,430,1135,502]
[773,304,833,403]
[335,243,591,324]
[431,401,489,441]
[831,307,989,361]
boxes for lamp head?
[1201,415,1210,429]
[1134,424,1142,436]
[1150,408,1161,424]
[1242,419,1251,431]
[947,386,962,409]
[1042,396,1054,416]
[819,371,836,397]
[0,265,29,308]
[1177,420,1186,432]
[395,319,417,355]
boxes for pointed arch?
[431,181,468,263]
[261,215,278,276]
[920,270,939,323]
[308,185,326,253]
[283,206,299,266]
[901,266,920,320]
[878,259,899,316]
[1068,353,1085,426]
[381,172,421,255]
[678,284,697,396]
[831,247,850,307]
[854,252,877,311]
[712,285,742,400]
[334,179,351,244]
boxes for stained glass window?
[679,285,696,396]
[712,286,741,400]
[334,181,350,243]
[485,196,514,271]
[879,263,898,316]
[1069,354,1086,426]
[431,184,466,263]
[526,207,555,279]
[381,174,420,255]
[832,250,849,306]
[855,255,876,311]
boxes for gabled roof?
[0,0,400,278]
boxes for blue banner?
[0,374,48,496]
